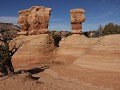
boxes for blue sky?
[0,0,120,31]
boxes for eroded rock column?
[18,6,52,35]
[70,9,85,34]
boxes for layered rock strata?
[18,6,52,35]
[10,34,55,67]
[70,9,85,34]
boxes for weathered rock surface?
[1,34,120,90]
[18,6,52,35]
[58,34,98,55]
[70,9,85,34]
[73,34,120,72]
[45,34,120,90]
[10,34,55,67]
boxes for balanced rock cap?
[70,8,85,13]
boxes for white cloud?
[102,12,113,16]
[50,17,62,22]
[0,16,18,25]
[90,11,113,20]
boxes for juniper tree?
[0,35,21,76]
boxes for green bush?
[103,23,120,35]
[51,34,61,47]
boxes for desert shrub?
[51,34,61,47]
[65,32,72,37]
[85,23,120,38]
[102,23,120,35]
[0,35,21,76]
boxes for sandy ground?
[0,34,120,90]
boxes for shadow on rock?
[14,66,49,80]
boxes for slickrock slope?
[10,34,55,67]
[45,34,120,90]
[58,34,99,55]
[1,34,120,90]
[74,34,120,72]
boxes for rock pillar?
[70,9,85,34]
[18,6,52,35]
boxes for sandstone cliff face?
[18,6,52,35]
[70,9,85,34]
[10,34,55,67]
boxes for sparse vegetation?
[84,23,120,38]
[0,22,21,76]
[0,31,21,76]
[103,23,120,35]
[64,32,72,37]
[50,31,72,47]
[0,22,20,39]
[51,32,62,47]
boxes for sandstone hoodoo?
[70,9,85,34]
[18,6,52,35]
[10,6,55,67]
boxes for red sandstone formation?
[11,6,55,66]
[18,6,52,35]
[70,9,85,34]
[10,34,55,67]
